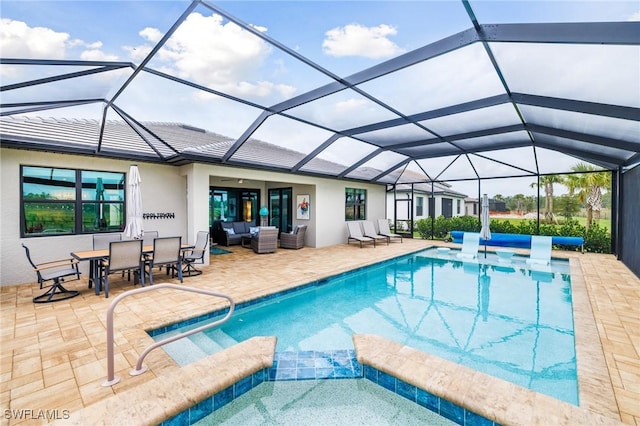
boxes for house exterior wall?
[1,149,188,286]
[1,148,386,286]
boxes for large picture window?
[345,188,366,220]
[21,166,125,237]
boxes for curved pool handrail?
[102,283,235,386]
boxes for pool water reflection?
[153,248,577,404]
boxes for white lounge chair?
[377,219,403,243]
[347,222,375,248]
[456,232,480,260]
[527,235,552,266]
[362,220,389,245]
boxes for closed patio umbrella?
[124,165,144,239]
[480,194,491,258]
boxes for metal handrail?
[102,283,235,386]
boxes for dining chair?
[101,239,145,298]
[145,236,183,284]
[93,233,122,249]
[92,233,122,286]
[22,244,81,303]
[182,231,209,276]
[142,231,159,246]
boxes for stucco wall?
[1,148,387,286]
[1,149,188,286]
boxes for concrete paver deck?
[1,240,638,425]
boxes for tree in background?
[565,163,612,231]
[554,194,581,221]
[530,174,565,224]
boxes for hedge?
[414,216,611,253]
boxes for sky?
[1,1,638,197]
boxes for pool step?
[162,337,208,367]
[187,330,236,354]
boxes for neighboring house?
[386,181,468,222]
[465,197,507,216]
[465,198,479,216]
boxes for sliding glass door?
[210,188,260,226]
[268,188,292,233]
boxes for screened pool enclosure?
[1,0,638,274]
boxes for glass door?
[240,191,258,223]
[268,188,292,233]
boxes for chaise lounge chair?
[362,220,389,245]
[347,222,375,248]
[456,232,480,260]
[377,219,403,243]
[526,235,552,266]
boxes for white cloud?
[322,23,404,59]
[629,11,640,21]
[0,18,118,63]
[123,44,153,62]
[0,18,69,59]
[80,49,119,61]
[140,27,163,43]
[335,98,368,113]
[136,12,284,100]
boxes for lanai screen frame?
[1,0,638,261]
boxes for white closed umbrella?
[124,165,144,239]
[480,194,491,258]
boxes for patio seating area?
[1,241,638,425]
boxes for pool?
[192,378,457,425]
[152,248,577,404]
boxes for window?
[21,166,125,237]
[416,197,424,216]
[457,199,461,215]
[345,188,366,220]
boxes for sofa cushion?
[233,222,249,234]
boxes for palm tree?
[530,175,565,224]
[565,163,611,231]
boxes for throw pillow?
[225,228,235,235]
[249,227,259,235]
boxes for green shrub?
[489,219,517,234]
[584,223,611,253]
[414,215,611,253]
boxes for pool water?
[154,248,577,404]
[193,379,456,426]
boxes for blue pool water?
[153,248,577,405]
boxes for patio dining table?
[71,243,194,295]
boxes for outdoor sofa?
[212,220,259,246]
